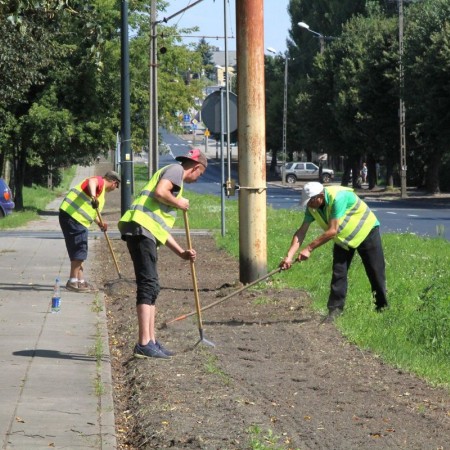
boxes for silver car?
[282,162,334,184]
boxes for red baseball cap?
[175,148,208,168]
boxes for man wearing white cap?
[279,181,388,321]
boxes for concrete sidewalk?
[0,166,116,449]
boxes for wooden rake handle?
[183,210,204,332]
[95,208,122,278]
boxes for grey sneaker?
[66,280,90,293]
[155,341,175,357]
[134,341,171,360]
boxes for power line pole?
[399,0,408,198]
[236,0,267,283]
[148,0,159,178]
[120,0,132,214]
[282,55,288,172]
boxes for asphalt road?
[157,130,450,241]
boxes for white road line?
[386,211,397,215]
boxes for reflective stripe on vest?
[309,186,377,250]
[119,165,183,244]
[60,180,105,227]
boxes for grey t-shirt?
[119,164,183,243]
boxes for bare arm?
[87,177,102,227]
[154,179,189,211]
[279,221,310,269]
[165,234,196,261]
[298,218,339,261]
[87,177,100,198]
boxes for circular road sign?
[201,91,238,135]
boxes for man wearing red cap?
[118,149,207,359]
[59,170,121,292]
[280,182,388,322]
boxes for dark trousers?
[126,235,160,305]
[328,227,388,312]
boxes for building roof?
[211,51,237,69]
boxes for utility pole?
[224,0,232,183]
[236,0,267,283]
[282,55,288,171]
[146,0,206,179]
[120,0,132,214]
[399,0,408,198]
[148,0,159,178]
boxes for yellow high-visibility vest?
[60,179,105,228]
[309,186,377,250]
[119,165,183,245]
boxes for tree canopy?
[268,0,450,191]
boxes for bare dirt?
[92,163,450,450]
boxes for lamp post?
[298,21,335,53]
[398,0,407,198]
[120,0,132,214]
[267,48,288,184]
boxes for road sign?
[183,114,190,122]
[201,91,238,134]
[204,129,210,137]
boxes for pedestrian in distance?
[59,170,121,293]
[361,162,368,184]
[279,182,388,322]
[118,148,208,359]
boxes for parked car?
[0,178,14,217]
[282,162,334,184]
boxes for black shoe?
[155,341,175,356]
[320,307,343,324]
[134,341,171,359]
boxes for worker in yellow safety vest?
[59,170,120,293]
[280,182,388,322]
[118,149,208,359]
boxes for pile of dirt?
[92,162,450,449]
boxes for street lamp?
[267,48,288,184]
[398,0,407,198]
[298,21,335,53]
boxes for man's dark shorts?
[59,210,88,261]
[126,235,160,306]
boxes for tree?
[195,38,215,79]
[404,0,450,193]
[265,55,284,170]
[0,0,119,209]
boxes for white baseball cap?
[301,182,324,207]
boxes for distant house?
[211,51,237,86]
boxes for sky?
[163,0,291,55]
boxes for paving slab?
[0,166,116,449]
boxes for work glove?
[100,222,108,232]
[91,197,99,209]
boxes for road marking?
[408,214,419,217]
[386,211,397,215]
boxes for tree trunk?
[425,151,441,194]
[367,154,377,190]
[12,143,27,211]
[269,149,278,174]
[386,159,395,189]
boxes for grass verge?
[0,166,76,229]
[131,164,450,386]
